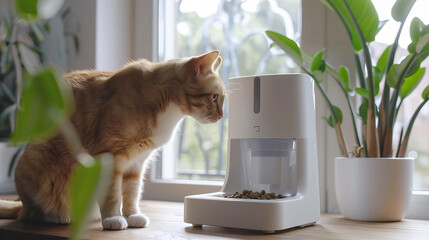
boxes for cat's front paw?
[45,214,71,224]
[126,214,150,228]
[102,216,128,230]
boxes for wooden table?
[0,195,428,240]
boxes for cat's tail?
[0,199,22,218]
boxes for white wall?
[96,0,134,71]
[301,0,356,213]
[64,0,97,71]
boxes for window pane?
[373,0,429,190]
[155,0,301,181]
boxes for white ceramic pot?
[335,157,413,221]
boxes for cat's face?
[181,51,225,124]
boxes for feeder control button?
[253,125,260,132]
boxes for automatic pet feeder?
[184,74,320,233]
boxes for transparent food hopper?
[238,138,296,197]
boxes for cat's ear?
[213,57,222,72]
[189,51,220,76]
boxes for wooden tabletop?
[0,195,428,240]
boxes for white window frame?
[132,0,429,219]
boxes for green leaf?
[20,42,45,55]
[358,101,369,122]
[1,46,11,74]
[408,41,417,53]
[376,20,388,35]
[392,0,416,22]
[311,50,324,72]
[373,69,381,96]
[0,104,16,125]
[2,17,12,36]
[30,22,44,42]
[323,105,343,127]
[69,154,112,240]
[354,87,370,99]
[410,17,424,42]
[401,67,425,99]
[313,70,325,83]
[15,0,38,20]
[422,84,429,100]
[320,0,379,51]
[8,144,25,177]
[386,54,414,88]
[43,22,51,32]
[0,82,16,103]
[338,65,351,92]
[376,45,391,76]
[37,0,65,19]
[266,30,302,65]
[322,116,334,128]
[416,33,429,53]
[11,69,72,143]
[333,105,343,124]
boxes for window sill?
[407,191,429,220]
[143,178,222,202]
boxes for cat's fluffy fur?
[0,51,225,230]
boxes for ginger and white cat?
[0,51,225,230]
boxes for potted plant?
[0,7,46,193]
[0,0,75,190]
[266,0,429,221]
[2,1,111,239]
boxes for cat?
[0,51,225,230]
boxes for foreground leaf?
[11,69,72,143]
[70,154,113,240]
[15,0,38,20]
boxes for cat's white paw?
[45,214,71,224]
[102,216,128,230]
[126,214,150,228]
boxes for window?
[154,0,301,182]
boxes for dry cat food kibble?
[224,190,285,200]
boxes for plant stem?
[397,98,429,157]
[387,54,417,130]
[346,94,361,146]
[324,64,361,146]
[304,52,361,148]
[379,22,405,155]
[301,67,348,156]
[354,53,366,89]
[343,0,378,157]
[395,127,404,157]
[10,18,22,109]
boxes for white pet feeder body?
[184,74,320,232]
